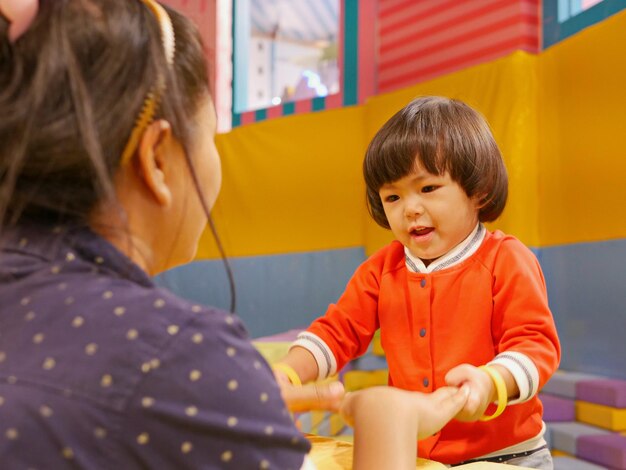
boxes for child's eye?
[384,195,399,203]
[422,185,439,193]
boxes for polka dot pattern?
[0,226,309,468]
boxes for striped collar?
[404,223,485,273]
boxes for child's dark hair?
[0,0,209,226]
[363,96,508,229]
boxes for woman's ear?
[136,119,174,207]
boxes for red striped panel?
[377,0,539,93]
[379,25,536,87]
[380,13,537,74]
[295,99,313,114]
[266,105,284,119]
[240,110,256,125]
[380,0,520,58]
[380,0,494,39]
[379,35,538,92]
[358,0,377,104]
[325,92,344,110]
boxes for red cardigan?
[307,230,560,463]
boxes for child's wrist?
[272,363,302,387]
[478,365,507,421]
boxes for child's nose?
[404,196,424,218]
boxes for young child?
[278,96,561,468]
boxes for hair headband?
[120,0,176,166]
[0,0,38,42]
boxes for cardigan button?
[420,328,426,337]
[423,377,429,387]
[420,278,426,287]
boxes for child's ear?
[472,192,489,211]
[136,119,173,207]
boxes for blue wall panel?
[156,248,365,338]
[538,238,626,380]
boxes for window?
[544,0,625,49]
[558,0,604,22]
[233,0,340,114]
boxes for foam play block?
[576,401,626,431]
[553,456,606,469]
[577,433,626,469]
[329,412,346,436]
[343,370,388,391]
[547,422,610,455]
[316,410,331,435]
[371,330,384,356]
[550,449,572,457]
[542,371,604,399]
[576,379,626,408]
[540,393,576,421]
[296,411,312,433]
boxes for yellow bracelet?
[478,365,508,421]
[272,363,302,387]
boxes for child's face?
[378,163,480,262]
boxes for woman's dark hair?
[0,0,208,226]
[363,96,508,229]
[0,0,236,311]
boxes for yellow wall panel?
[197,107,367,259]
[538,11,626,246]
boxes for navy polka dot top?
[0,223,310,469]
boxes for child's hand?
[444,364,495,422]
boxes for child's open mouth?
[410,227,434,237]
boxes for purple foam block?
[540,393,576,422]
[553,456,607,469]
[577,433,626,469]
[577,379,626,408]
[542,371,605,399]
[548,422,610,455]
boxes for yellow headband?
[119,0,176,166]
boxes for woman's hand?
[339,385,469,439]
[274,368,345,413]
[337,385,469,470]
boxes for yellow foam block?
[576,401,626,431]
[372,330,385,356]
[550,449,572,457]
[343,370,388,391]
[252,341,291,364]
[330,412,346,436]
[313,410,326,434]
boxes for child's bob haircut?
[363,96,508,229]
